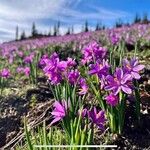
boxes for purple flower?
[57,61,68,71]
[16,67,24,73]
[105,93,119,107]
[50,100,68,126]
[123,58,144,79]
[89,60,110,79]
[66,57,76,67]
[78,108,88,117]
[39,54,49,68]
[68,69,80,85]
[24,67,30,76]
[109,33,120,45]
[78,78,88,95]
[17,51,24,58]
[94,46,107,60]
[9,56,14,64]
[24,56,33,64]
[105,68,132,95]
[0,68,10,78]
[23,53,34,64]
[43,53,67,85]
[88,107,106,130]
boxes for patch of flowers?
[40,41,144,145]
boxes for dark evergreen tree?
[71,25,74,34]
[102,25,105,30]
[95,22,100,31]
[84,20,89,32]
[134,13,141,23]
[142,13,149,24]
[15,26,19,40]
[56,21,60,35]
[115,19,123,28]
[53,24,57,36]
[66,27,70,35]
[20,30,26,40]
[48,28,52,36]
[31,22,38,37]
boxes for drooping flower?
[105,93,119,107]
[88,107,106,130]
[50,100,68,126]
[0,68,10,78]
[89,59,110,79]
[123,58,144,79]
[105,68,132,95]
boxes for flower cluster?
[104,58,144,98]
[51,100,106,130]
[41,53,88,95]
[81,42,107,64]
[17,67,30,76]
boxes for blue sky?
[0,0,150,42]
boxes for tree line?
[15,13,149,41]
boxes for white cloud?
[0,0,130,42]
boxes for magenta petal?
[50,117,61,126]
[105,85,116,91]
[89,69,97,75]
[123,59,129,66]
[131,72,141,79]
[121,74,131,84]
[114,87,121,95]
[53,101,64,112]
[121,85,132,94]
[106,75,114,82]
[51,111,65,117]
[116,68,123,80]
[98,124,105,130]
[133,65,144,72]
[131,58,138,66]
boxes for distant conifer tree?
[134,13,141,23]
[48,28,52,36]
[31,22,38,37]
[71,25,74,34]
[142,13,149,24]
[56,21,60,35]
[84,20,89,32]
[66,27,71,35]
[53,24,57,36]
[95,22,100,31]
[15,26,19,40]
[115,19,123,28]
[20,30,26,40]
